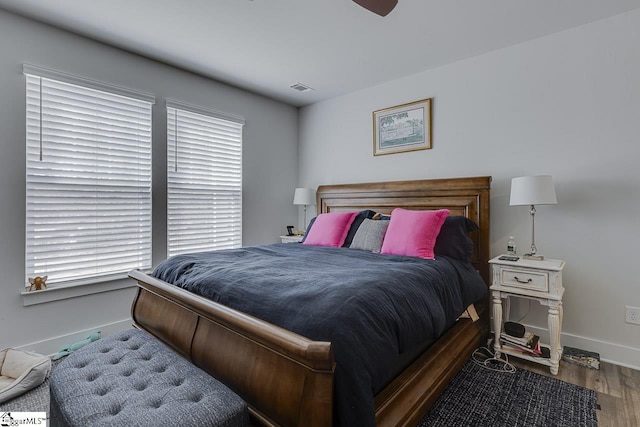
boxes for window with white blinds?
[24,65,154,288]
[167,101,243,257]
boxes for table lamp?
[510,175,557,260]
[293,188,316,231]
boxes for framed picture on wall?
[373,98,432,156]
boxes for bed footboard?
[129,270,334,427]
[375,304,488,426]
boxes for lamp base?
[523,253,545,261]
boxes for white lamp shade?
[293,188,316,206]
[510,175,557,206]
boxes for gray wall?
[298,9,640,368]
[0,10,298,350]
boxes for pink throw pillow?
[380,208,450,259]
[302,212,359,247]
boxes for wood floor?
[511,358,640,426]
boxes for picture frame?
[373,98,432,156]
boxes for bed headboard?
[316,176,491,285]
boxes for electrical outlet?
[626,306,640,325]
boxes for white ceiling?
[2,0,640,107]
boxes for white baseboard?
[16,318,639,371]
[524,324,640,371]
[14,318,133,357]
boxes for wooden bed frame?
[128,176,491,427]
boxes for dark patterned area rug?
[418,360,598,426]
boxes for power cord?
[515,299,531,323]
[471,346,516,374]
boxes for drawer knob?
[514,276,533,284]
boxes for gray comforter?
[152,243,487,427]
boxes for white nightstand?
[489,255,565,375]
[280,235,303,243]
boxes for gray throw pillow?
[350,219,390,252]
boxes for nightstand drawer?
[500,268,548,292]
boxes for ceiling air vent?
[290,83,314,92]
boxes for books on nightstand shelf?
[501,331,536,347]
[500,329,546,357]
[502,338,541,356]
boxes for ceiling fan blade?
[353,0,398,17]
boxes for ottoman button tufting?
[96,387,109,396]
[49,329,249,427]
[134,382,147,391]
[86,373,100,382]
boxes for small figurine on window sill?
[27,275,48,292]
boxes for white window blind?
[167,101,243,257]
[25,66,154,288]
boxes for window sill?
[22,275,137,306]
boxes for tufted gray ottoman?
[49,329,249,427]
